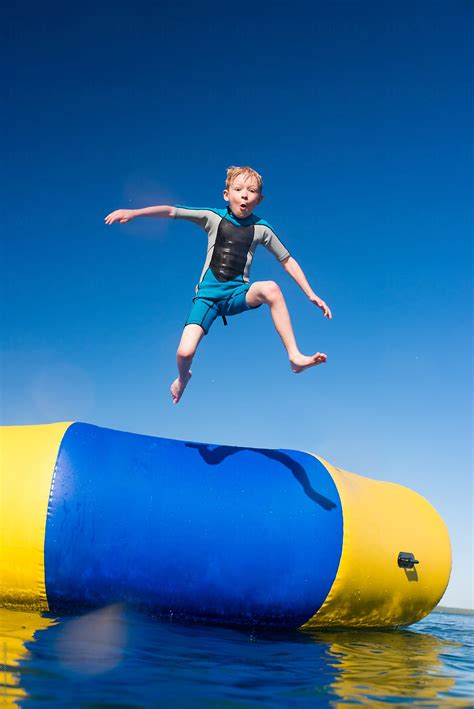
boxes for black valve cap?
[398,552,420,569]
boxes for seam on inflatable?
[43,422,76,611]
[298,452,345,629]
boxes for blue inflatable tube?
[46,424,343,624]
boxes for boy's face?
[223,173,263,218]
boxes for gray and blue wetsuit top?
[173,206,291,289]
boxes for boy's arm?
[104,205,175,225]
[281,256,332,319]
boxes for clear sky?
[3,2,472,608]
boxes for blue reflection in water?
[0,608,472,707]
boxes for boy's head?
[223,165,264,218]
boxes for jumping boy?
[105,166,332,404]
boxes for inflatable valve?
[398,552,420,569]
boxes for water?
[1,607,472,707]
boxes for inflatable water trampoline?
[1,422,451,628]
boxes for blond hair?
[225,165,263,193]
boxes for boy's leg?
[246,281,327,373]
[170,324,205,404]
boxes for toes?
[291,353,327,373]
[170,382,180,404]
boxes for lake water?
[1,607,472,707]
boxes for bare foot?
[290,353,327,374]
[170,371,192,404]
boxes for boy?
[105,166,332,404]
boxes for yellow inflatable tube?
[304,457,451,627]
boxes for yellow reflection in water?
[303,626,469,707]
[0,605,128,706]
[0,608,57,707]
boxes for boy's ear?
[223,189,229,201]
[258,194,264,204]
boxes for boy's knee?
[177,343,196,360]
[262,280,282,303]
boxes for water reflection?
[0,609,56,706]
[302,627,465,706]
[0,607,471,707]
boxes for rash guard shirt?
[173,206,290,286]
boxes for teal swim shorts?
[185,268,261,334]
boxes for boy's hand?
[310,294,332,319]
[104,209,135,225]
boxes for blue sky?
[3,2,472,608]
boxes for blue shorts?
[185,269,261,334]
